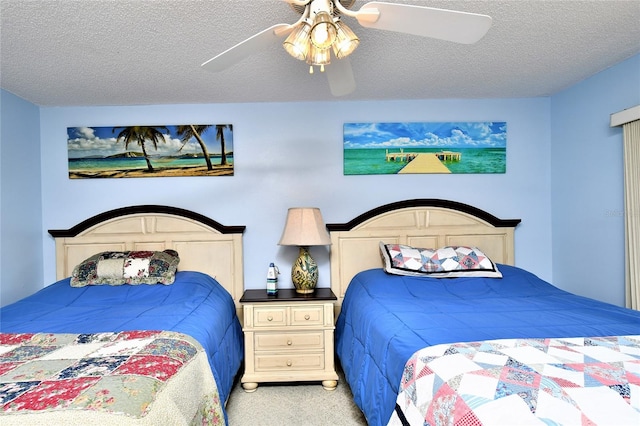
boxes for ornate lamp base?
[291,246,318,294]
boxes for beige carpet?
[225,368,368,425]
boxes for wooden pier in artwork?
[385,149,461,173]
[385,149,461,162]
[435,151,461,161]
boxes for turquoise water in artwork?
[344,148,505,175]
[69,155,234,172]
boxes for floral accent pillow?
[379,242,502,278]
[71,250,180,287]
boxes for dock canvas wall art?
[343,122,506,175]
[67,125,233,178]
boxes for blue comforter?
[335,265,640,426]
[0,271,243,407]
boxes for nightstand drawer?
[254,353,325,372]
[253,306,287,327]
[290,305,324,326]
[254,331,324,351]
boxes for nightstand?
[239,288,339,392]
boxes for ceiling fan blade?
[326,57,356,97]
[202,24,293,72]
[356,1,492,44]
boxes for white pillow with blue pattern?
[379,242,502,278]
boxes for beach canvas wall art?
[343,122,506,175]
[67,125,233,179]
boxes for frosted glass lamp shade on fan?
[278,207,331,294]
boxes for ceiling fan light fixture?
[283,21,312,61]
[332,20,359,59]
[307,43,331,65]
[309,11,337,49]
[307,42,331,73]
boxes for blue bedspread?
[335,265,640,426]
[0,271,243,407]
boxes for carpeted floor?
[225,367,368,425]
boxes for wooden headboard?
[48,205,245,309]
[326,199,521,306]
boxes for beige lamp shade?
[278,207,331,246]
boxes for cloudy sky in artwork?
[343,122,506,149]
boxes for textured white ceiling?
[1,0,639,107]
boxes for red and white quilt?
[0,331,224,425]
[389,335,640,425]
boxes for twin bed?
[0,206,245,424]
[2,200,639,425]
[327,199,640,426]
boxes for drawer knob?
[304,314,310,320]
[287,340,293,345]
[267,316,273,321]
[286,360,292,367]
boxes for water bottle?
[267,263,279,295]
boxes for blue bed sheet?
[335,265,640,426]
[0,271,243,407]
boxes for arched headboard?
[48,205,245,308]
[326,199,521,306]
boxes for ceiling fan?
[201,0,492,97]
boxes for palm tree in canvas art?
[216,124,231,166]
[113,126,168,172]
[176,125,214,170]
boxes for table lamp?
[278,207,331,293]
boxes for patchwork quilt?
[389,335,640,426]
[0,331,224,425]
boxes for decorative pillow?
[379,242,502,278]
[71,250,180,287]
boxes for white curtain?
[623,119,640,309]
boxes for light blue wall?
[39,98,551,294]
[0,90,43,306]
[551,54,640,306]
[1,54,636,307]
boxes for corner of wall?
[0,89,44,306]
